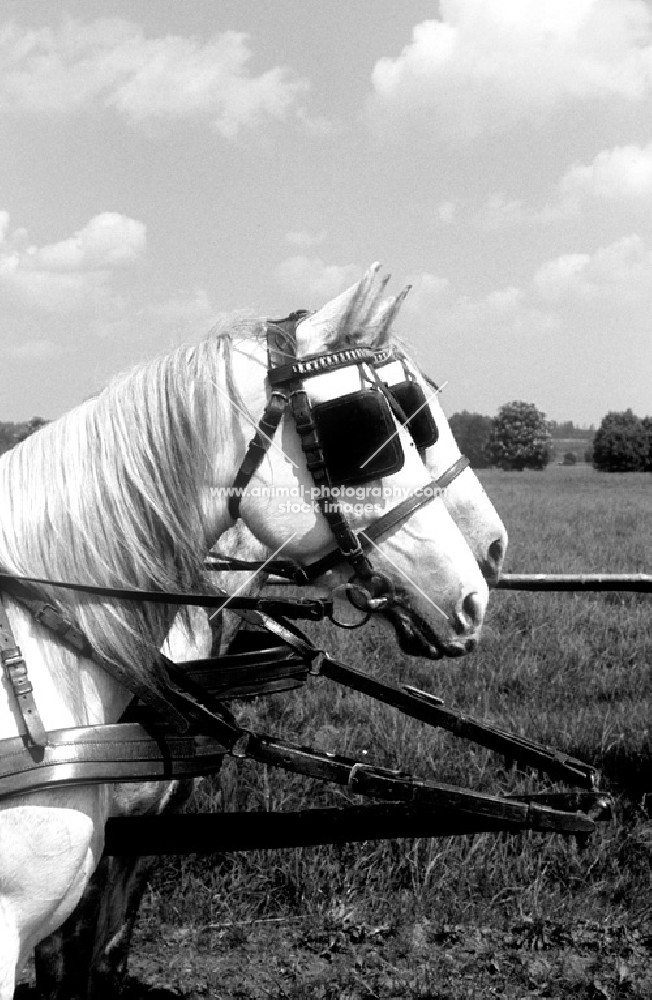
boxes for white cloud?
[285,229,328,249]
[28,213,145,271]
[0,19,308,137]
[533,252,592,300]
[484,286,523,311]
[475,194,530,228]
[475,142,652,227]
[400,272,450,319]
[437,201,457,224]
[0,210,145,313]
[533,234,652,300]
[404,235,652,353]
[368,0,652,140]
[273,255,360,302]
[559,142,652,201]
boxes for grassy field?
[134,465,651,997]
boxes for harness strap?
[297,460,471,583]
[360,456,470,545]
[429,454,470,491]
[210,467,472,587]
[267,346,378,386]
[269,314,378,584]
[0,572,329,621]
[207,613,598,789]
[0,576,243,744]
[288,385,376,581]
[0,722,229,799]
[0,593,48,750]
[0,718,602,835]
[228,391,287,521]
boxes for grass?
[141,465,652,940]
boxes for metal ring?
[328,585,372,629]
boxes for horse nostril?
[488,538,504,567]
[481,537,506,583]
[463,591,484,626]
[454,591,484,634]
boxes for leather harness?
[0,316,472,781]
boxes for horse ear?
[296,263,383,355]
[368,284,411,345]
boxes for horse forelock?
[0,324,256,688]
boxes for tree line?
[2,407,651,473]
[0,418,48,457]
[449,403,652,472]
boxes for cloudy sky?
[2,0,652,425]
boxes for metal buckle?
[3,653,33,697]
[33,603,64,631]
[0,646,22,666]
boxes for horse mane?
[0,317,263,686]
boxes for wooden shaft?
[103,803,591,856]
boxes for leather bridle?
[223,313,469,614]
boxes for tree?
[0,417,48,456]
[562,451,578,466]
[643,416,652,472]
[592,410,649,472]
[448,411,493,468]
[548,419,576,438]
[487,401,552,470]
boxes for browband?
[268,347,377,386]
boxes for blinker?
[374,352,439,451]
[388,381,439,450]
[311,388,405,486]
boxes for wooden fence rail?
[494,574,652,592]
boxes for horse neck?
[211,525,272,654]
[0,345,239,720]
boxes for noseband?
[226,314,469,617]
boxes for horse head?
[214,266,490,659]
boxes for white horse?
[0,266,489,998]
[33,281,508,999]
